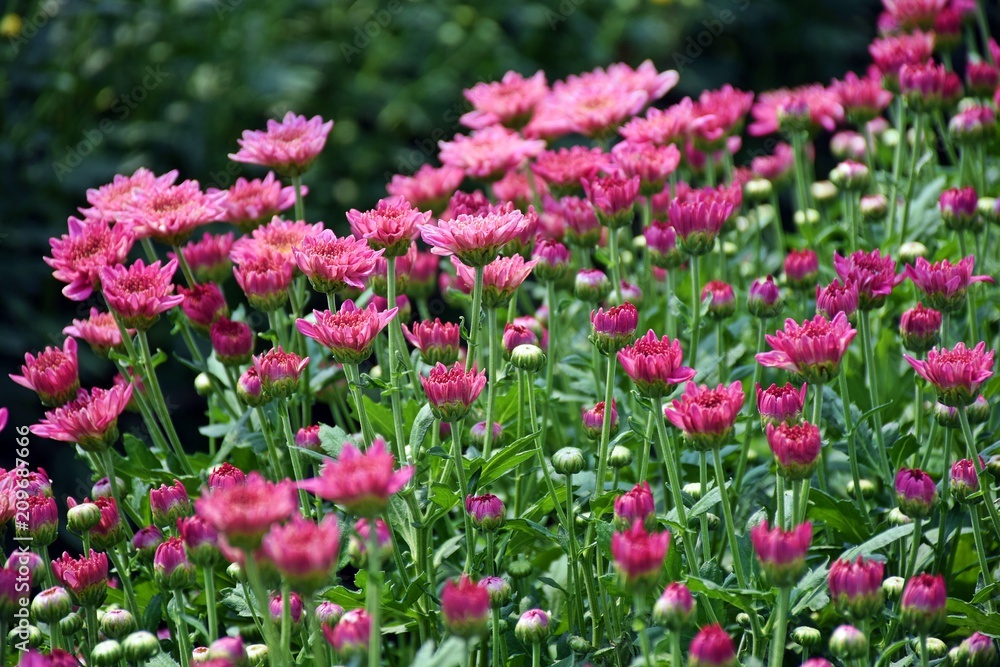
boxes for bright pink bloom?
[883,0,947,30]
[869,32,935,83]
[617,330,697,398]
[179,282,228,329]
[325,609,370,655]
[63,308,131,357]
[965,62,999,96]
[831,70,893,123]
[421,209,531,267]
[816,279,859,320]
[502,322,540,355]
[756,312,857,384]
[748,84,844,136]
[895,468,938,518]
[402,319,461,366]
[702,280,735,320]
[441,575,491,638]
[350,518,393,562]
[751,520,812,586]
[296,300,396,365]
[611,141,682,193]
[52,551,108,607]
[45,217,134,301]
[465,494,505,531]
[291,230,379,295]
[230,111,333,176]
[591,303,640,353]
[451,255,537,308]
[492,170,548,209]
[766,421,822,480]
[81,167,178,222]
[195,472,298,550]
[664,381,745,451]
[300,440,413,516]
[748,276,782,318]
[614,481,655,530]
[295,425,322,452]
[461,70,548,129]
[531,237,572,282]
[175,232,234,284]
[828,557,885,619]
[611,520,670,587]
[17,495,58,545]
[387,164,465,213]
[955,633,998,666]
[261,515,340,593]
[0,408,6,434]
[950,457,982,500]
[210,172,299,231]
[949,103,996,141]
[668,194,734,256]
[442,190,491,218]
[347,196,431,257]
[233,248,294,311]
[689,624,737,667]
[120,179,226,245]
[100,259,184,331]
[150,480,190,527]
[582,400,618,440]
[421,362,487,422]
[904,341,994,406]
[752,142,798,183]
[900,573,947,633]
[532,146,610,194]
[11,337,80,407]
[546,195,601,246]
[153,536,195,589]
[756,382,807,424]
[583,174,640,227]
[784,248,819,289]
[208,462,246,491]
[210,317,254,365]
[652,582,696,630]
[252,346,309,399]
[438,125,545,180]
[232,219,324,261]
[939,186,979,231]
[176,515,220,566]
[904,255,993,313]
[899,60,953,109]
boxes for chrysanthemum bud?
[702,281,735,320]
[66,502,102,535]
[967,394,990,424]
[828,556,884,619]
[747,276,782,319]
[744,178,773,202]
[469,421,503,450]
[574,268,610,302]
[552,447,586,475]
[955,632,998,667]
[91,640,123,667]
[859,193,888,222]
[194,372,213,396]
[515,609,550,644]
[651,582,695,630]
[60,611,84,636]
[31,587,73,623]
[900,304,942,353]
[751,520,812,586]
[846,479,876,499]
[154,537,196,590]
[591,303,640,353]
[830,625,867,660]
[479,576,511,608]
[568,636,592,653]
[689,624,737,667]
[510,344,546,373]
[101,608,137,640]
[237,368,267,407]
[465,494,505,532]
[609,445,632,469]
[246,643,269,667]
[895,468,938,519]
[581,400,617,440]
[909,637,947,659]
[899,240,928,264]
[900,573,947,634]
[793,208,821,227]
[315,601,345,628]
[950,458,983,503]
[830,161,870,191]
[792,626,823,648]
[508,559,532,578]
[441,574,490,638]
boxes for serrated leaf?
[839,523,914,561]
[408,403,434,456]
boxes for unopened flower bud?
[101,609,137,640]
[830,625,867,660]
[508,559,532,578]
[955,632,998,667]
[194,372,212,396]
[479,575,512,608]
[908,637,947,659]
[569,636,591,653]
[246,644,269,667]
[887,507,913,525]
[315,601,345,628]
[652,582,696,631]
[91,640,123,666]
[744,178,773,202]
[66,502,102,535]
[515,609,550,644]
[792,626,823,648]
[9,626,41,648]
[60,611,84,636]
[227,562,245,583]
[793,208,820,227]
[31,587,73,623]
[469,421,503,450]
[465,494,505,532]
[736,613,751,629]
[552,447,586,475]
[847,479,876,499]
[574,269,610,302]
[510,344,546,373]
[609,445,632,469]
[883,576,905,600]
[899,241,928,264]
[237,368,267,407]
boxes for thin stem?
[904,519,923,582]
[292,175,306,222]
[689,254,702,369]
[310,596,329,667]
[491,608,502,667]
[609,225,624,304]
[347,364,376,448]
[959,233,979,343]
[711,447,749,588]
[280,403,312,515]
[700,453,712,563]
[769,587,790,667]
[101,449,134,541]
[920,634,930,667]
[137,331,194,475]
[839,371,873,527]
[958,407,1000,538]
[532,642,541,667]
[172,245,198,288]
[483,307,499,459]
[565,473,582,631]
[887,99,906,232]
[860,312,891,479]
[899,113,924,243]
[385,257,409,466]
[735,321,765,493]
[452,419,476,571]
[466,266,485,370]
[672,629,682,667]
[652,397,700,573]
[244,552,282,662]
[367,516,382,667]
[812,383,828,494]
[110,545,139,618]
[595,350,617,499]
[970,509,997,612]
[204,567,219,641]
[665,269,676,339]
[280,586,292,659]
[777,475,786,529]
[172,591,192,667]
[84,606,99,664]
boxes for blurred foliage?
[0,0,878,431]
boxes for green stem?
[700,453,712,562]
[137,331,194,475]
[565,474,582,631]
[672,630,682,667]
[958,233,979,343]
[386,257,409,465]
[491,609,502,667]
[812,383,828,494]
[970,509,996,612]
[172,590,192,667]
[734,321,765,493]
[711,446,748,587]
[920,634,929,667]
[280,585,292,659]
[665,269,676,340]
[689,254,702,369]
[466,266,485,370]
[716,321,727,383]
[310,596,329,667]
[887,99,906,233]
[532,642,541,667]
[839,371,873,527]
[244,552,283,662]
[483,307,499,459]
[452,419,476,571]
[101,449,134,541]
[899,113,924,243]
[84,606,99,664]
[205,567,219,641]
[609,226,624,304]
[860,312,891,479]
[280,403,312,515]
[958,406,1000,538]
[769,587,790,667]
[347,364,376,448]
[292,175,306,222]
[652,398,700,574]
[776,475,786,529]
[110,544,139,618]
[595,350,617,499]
[904,519,923,582]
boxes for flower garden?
[3,1,1000,666]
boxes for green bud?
[830,624,868,660]
[101,609,137,640]
[552,447,586,475]
[793,208,820,227]
[569,635,591,653]
[227,562,245,583]
[882,576,905,600]
[510,344,546,373]
[122,631,161,662]
[744,178,773,202]
[811,180,838,204]
[31,586,73,623]
[9,625,42,648]
[67,502,103,534]
[508,559,532,578]
[791,626,822,648]
[60,611,84,635]
[608,445,632,469]
[194,372,213,396]
[92,640,124,666]
[247,643,269,667]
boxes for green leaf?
[410,637,467,667]
[145,654,182,667]
[947,597,1000,634]
[839,523,914,561]
[688,487,722,518]
[387,495,417,557]
[318,423,353,459]
[806,490,871,544]
[143,594,163,631]
[123,432,163,473]
[478,433,537,489]
[408,403,434,455]
[888,434,919,470]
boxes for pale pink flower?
[694,84,755,146]
[883,0,947,31]
[346,196,430,257]
[233,247,295,311]
[100,259,184,331]
[492,170,547,208]
[195,472,298,550]
[904,255,993,313]
[752,142,798,183]
[451,255,537,308]
[386,164,465,213]
[420,208,530,267]
[869,32,935,83]
[438,126,545,180]
[210,172,300,231]
[532,146,610,195]
[231,218,324,261]
[904,341,994,407]
[610,142,682,193]
[749,84,844,136]
[81,167,179,222]
[63,308,132,356]
[544,195,601,246]
[292,230,382,294]
[296,300,397,365]
[120,179,226,245]
[619,98,696,145]
[299,440,414,516]
[833,249,903,310]
[173,232,235,284]
[30,384,134,452]
[461,70,548,129]
[45,217,134,301]
[756,312,857,384]
[229,111,334,176]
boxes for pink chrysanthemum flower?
[617,330,697,398]
[545,195,602,246]
[296,300,397,365]
[30,383,133,452]
[748,275,783,318]
[195,472,298,550]
[465,494,505,531]
[904,255,993,313]
[100,258,184,331]
[492,170,548,210]
[582,174,640,228]
[10,337,80,407]
[756,382,808,425]
[552,77,649,138]
[438,126,545,180]
[900,573,947,634]
[833,249,902,310]
[420,362,487,422]
[614,481,655,530]
[229,111,333,176]
[668,193,734,256]
[756,312,858,384]
[904,341,994,407]
[260,516,340,593]
[816,279,860,320]
[252,346,309,400]
[346,196,431,257]
[751,520,812,586]
[80,167,179,222]
[387,164,465,214]
[402,319,462,366]
[451,255,537,308]
[420,208,530,267]
[766,421,822,481]
[591,302,640,354]
[532,146,610,196]
[609,60,680,100]
[693,84,755,146]
[895,467,938,518]
[51,551,109,607]
[173,232,235,284]
[441,574,491,638]
[232,219,324,262]
[120,179,226,245]
[664,381,745,451]
[45,217,134,301]
[828,556,885,619]
[784,248,820,290]
[689,624,736,667]
[325,609,370,656]
[611,142,682,195]
[208,463,247,492]
[611,520,670,588]
[63,308,133,358]
[179,282,228,330]
[899,60,956,110]
[748,84,844,136]
[150,480,191,527]
[831,70,893,124]
[752,142,798,183]
[299,439,414,516]
[461,70,548,130]
[939,186,979,232]
[619,98,696,145]
[869,32,935,85]
[209,172,300,231]
[233,248,295,312]
[900,302,942,353]
[291,230,382,295]
[883,0,947,31]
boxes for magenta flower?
[756,382,807,425]
[10,337,80,407]
[232,219,324,261]
[748,275,782,318]
[451,255,537,308]
[833,249,902,310]
[461,70,548,129]
[100,258,185,331]
[756,312,857,384]
[766,421,822,480]
[153,536,195,590]
[582,399,617,440]
[421,209,531,267]
[702,280,736,320]
[441,574,491,638]
[208,462,246,492]
[752,142,798,183]
[252,346,309,400]
[748,84,844,136]
[261,515,340,593]
[900,573,947,634]
[150,480,191,527]
[195,472,298,550]
[533,146,610,194]
[350,518,393,563]
[895,468,938,518]
[325,609,370,656]
[438,125,545,180]
[652,582,696,630]
[176,515,220,566]
[904,341,994,407]
[45,217,134,301]
[387,164,465,214]
[591,303,640,354]
[64,308,133,357]
[617,330,697,398]
[950,457,983,501]
[955,633,998,666]
[120,179,227,245]
[465,494,505,532]
[816,279,859,320]
[30,384,131,452]
[904,255,993,313]
[645,220,683,270]
[502,322,540,355]
[229,111,333,176]
[870,32,936,83]
[619,98,694,145]
[613,141,682,196]
[291,230,379,296]
[668,194,734,256]
[299,439,413,516]
[210,317,254,366]
[828,556,885,619]
[233,248,294,311]
[17,495,58,545]
[347,196,431,258]
[421,362,487,423]
[296,300,397,365]
[939,186,979,231]
[664,381,745,451]
[750,520,812,586]
[179,282,228,329]
[611,521,670,588]
[81,167,178,221]
[0,408,6,434]
[831,71,893,123]
[899,60,953,110]
[900,303,942,353]
[614,481,655,530]
[402,319,461,366]
[210,172,299,231]
[52,551,109,607]
[582,174,641,228]
[175,232,234,284]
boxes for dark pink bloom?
[899,60,952,110]
[261,515,340,593]
[652,582,696,630]
[63,308,132,357]
[175,232,234,284]
[229,111,333,176]
[702,280,735,320]
[252,346,309,399]
[530,237,572,282]
[582,400,617,440]
[421,362,487,422]
[899,573,947,634]
[533,146,610,194]
[883,0,946,31]
[295,424,322,452]
[833,249,902,310]
[438,125,545,180]
[751,520,812,586]
[748,276,782,318]
[614,481,655,530]
[176,515,220,566]
[611,141,682,194]
[828,557,885,619]
[582,174,640,228]
[300,440,413,516]
[816,279,859,320]
[756,382,807,425]
[268,591,304,624]
[502,322,540,355]
[45,217,134,301]
[939,186,979,231]
[904,256,993,313]
[120,179,226,245]
[546,195,601,246]
[955,633,998,666]
[900,303,942,353]
[18,495,58,545]
[195,472,297,550]
[0,408,6,435]
[665,381,745,450]
[421,209,531,267]
[30,383,132,452]
[752,142,798,183]
[830,70,893,124]
[296,300,396,365]
[451,255,537,308]
[766,421,822,480]
[100,258,185,331]
[645,220,682,272]
[611,520,670,587]
[347,196,431,257]
[179,283,228,329]
[153,536,195,589]
[965,62,999,96]
[292,229,383,295]
[441,574,491,638]
[81,167,178,221]
[904,341,994,406]
[756,313,857,384]
[403,319,461,366]
[325,609,370,656]
[950,457,982,501]
[591,303,639,353]
[461,70,548,129]
[350,518,393,562]
[52,550,108,607]
[210,172,299,231]
[208,463,246,491]
[689,624,736,667]
[210,317,254,366]
[895,468,938,518]
[869,32,935,84]
[387,164,465,214]
[132,525,165,560]
[465,494,505,531]
[617,330,697,398]
[11,337,80,407]
[668,194,734,256]
[150,480,190,527]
